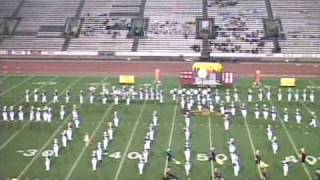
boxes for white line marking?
[237,94,263,178]
[0,76,34,96]
[64,103,114,180]
[16,77,89,178]
[113,101,147,180]
[208,115,214,177]
[163,99,178,175]
[0,76,59,150]
[263,90,312,180]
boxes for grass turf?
[0,75,320,180]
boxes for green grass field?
[0,75,320,180]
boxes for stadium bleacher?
[0,0,320,55]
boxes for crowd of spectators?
[81,13,130,39]
[147,21,196,37]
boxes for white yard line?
[64,103,114,180]
[263,90,312,180]
[113,101,147,180]
[208,115,214,177]
[163,99,178,175]
[16,76,90,179]
[0,76,34,96]
[236,95,263,178]
[0,76,59,150]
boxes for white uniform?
[185,116,190,128]
[53,92,59,104]
[114,95,119,105]
[278,91,282,102]
[41,92,47,103]
[47,110,52,123]
[34,90,39,102]
[310,92,315,103]
[53,143,59,157]
[103,136,109,150]
[45,157,50,171]
[66,127,72,141]
[142,149,149,163]
[255,109,260,120]
[72,109,78,121]
[272,139,278,155]
[138,158,145,175]
[267,127,273,141]
[309,116,317,128]
[91,155,97,171]
[233,161,240,176]
[144,139,151,150]
[90,93,94,104]
[271,109,277,121]
[283,161,289,176]
[152,114,158,126]
[79,92,84,104]
[266,90,271,101]
[184,148,191,161]
[302,90,307,102]
[294,90,299,102]
[25,90,30,103]
[96,148,102,162]
[185,129,190,142]
[263,108,269,120]
[84,133,90,146]
[283,111,289,123]
[248,93,252,102]
[62,134,67,147]
[184,161,191,176]
[29,108,34,121]
[258,92,263,102]
[126,96,131,106]
[296,111,302,124]
[108,127,113,140]
[224,119,230,131]
[9,109,15,121]
[36,109,41,122]
[2,108,8,121]
[241,107,247,119]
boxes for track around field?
[0,59,319,77]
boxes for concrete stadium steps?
[0,0,21,17]
[140,0,201,52]
[206,0,273,53]
[68,38,133,51]
[0,36,64,50]
[138,38,202,52]
[271,0,320,54]
[144,0,202,17]
[14,18,67,32]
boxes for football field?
[0,75,320,180]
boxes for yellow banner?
[280,78,296,87]
[119,75,135,84]
[192,63,224,73]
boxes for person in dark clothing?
[208,147,216,162]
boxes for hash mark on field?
[65,103,114,180]
[113,101,147,180]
